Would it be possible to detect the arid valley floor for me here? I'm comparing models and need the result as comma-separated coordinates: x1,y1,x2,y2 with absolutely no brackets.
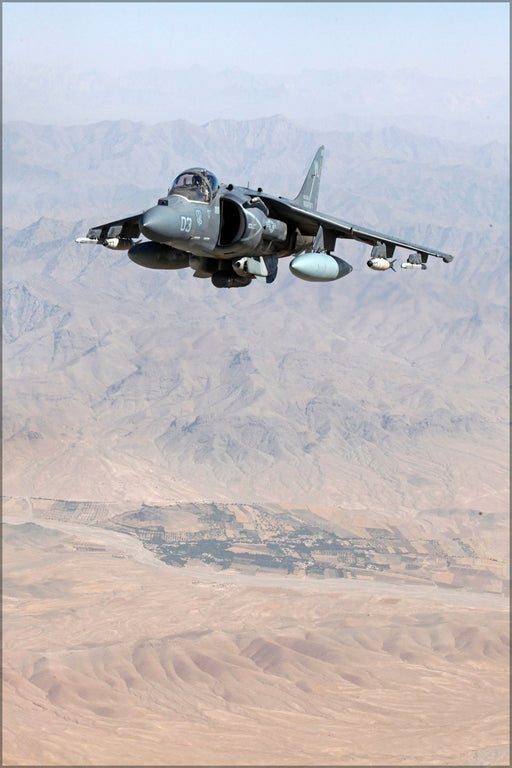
3,116,510,765
3,497,509,766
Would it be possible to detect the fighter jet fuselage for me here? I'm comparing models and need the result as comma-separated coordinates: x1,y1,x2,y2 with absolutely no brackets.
77,148,454,288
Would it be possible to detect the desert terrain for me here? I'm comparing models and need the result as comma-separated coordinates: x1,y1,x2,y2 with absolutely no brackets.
3,516,509,766
3,116,509,764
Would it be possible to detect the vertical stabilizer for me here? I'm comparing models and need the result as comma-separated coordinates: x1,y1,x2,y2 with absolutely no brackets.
293,146,324,211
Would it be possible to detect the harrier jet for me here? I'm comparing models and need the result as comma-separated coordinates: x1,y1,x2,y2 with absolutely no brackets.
76,147,454,288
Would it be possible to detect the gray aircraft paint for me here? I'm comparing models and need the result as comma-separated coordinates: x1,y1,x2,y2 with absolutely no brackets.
77,147,454,289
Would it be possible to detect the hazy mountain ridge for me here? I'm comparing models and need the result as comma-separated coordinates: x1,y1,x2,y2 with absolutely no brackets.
3,283,65,344
3,64,508,143
4,21,510,762
3,118,509,231
2,117,509,520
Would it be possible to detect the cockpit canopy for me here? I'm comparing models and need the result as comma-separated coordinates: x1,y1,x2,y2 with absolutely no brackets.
168,168,219,203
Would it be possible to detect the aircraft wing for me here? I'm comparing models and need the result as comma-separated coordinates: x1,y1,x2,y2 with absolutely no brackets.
82,213,142,243
258,193,454,263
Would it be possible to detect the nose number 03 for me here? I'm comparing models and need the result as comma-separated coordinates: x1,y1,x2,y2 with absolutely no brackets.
180,216,192,233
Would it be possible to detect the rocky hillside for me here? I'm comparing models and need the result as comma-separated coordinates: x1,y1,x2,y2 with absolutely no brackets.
3,117,509,523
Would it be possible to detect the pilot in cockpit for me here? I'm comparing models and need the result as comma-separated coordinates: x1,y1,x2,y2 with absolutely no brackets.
169,170,218,203
193,175,210,202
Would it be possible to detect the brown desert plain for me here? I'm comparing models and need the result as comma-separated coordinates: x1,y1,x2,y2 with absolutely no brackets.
3,117,510,765
2,514,509,766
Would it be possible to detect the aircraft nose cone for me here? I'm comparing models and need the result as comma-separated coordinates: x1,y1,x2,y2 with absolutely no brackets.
140,205,180,244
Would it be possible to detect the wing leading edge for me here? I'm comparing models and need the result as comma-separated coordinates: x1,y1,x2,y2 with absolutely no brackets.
259,193,453,263
83,214,142,243
257,146,453,263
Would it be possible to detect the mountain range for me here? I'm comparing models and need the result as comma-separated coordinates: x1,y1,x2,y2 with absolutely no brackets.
3,117,509,536
3,64,508,143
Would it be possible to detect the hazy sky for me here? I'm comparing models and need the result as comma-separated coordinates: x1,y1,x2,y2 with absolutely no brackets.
2,2,509,132
3,2,509,79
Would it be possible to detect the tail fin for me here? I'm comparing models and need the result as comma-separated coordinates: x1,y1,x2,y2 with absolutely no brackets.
293,146,324,211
